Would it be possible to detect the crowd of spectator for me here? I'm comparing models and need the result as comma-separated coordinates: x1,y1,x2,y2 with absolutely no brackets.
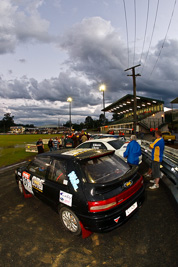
36,131,90,154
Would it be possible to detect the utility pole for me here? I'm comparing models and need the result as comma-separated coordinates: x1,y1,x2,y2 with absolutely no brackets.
102,89,105,125
99,84,106,125
125,64,141,134
58,118,60,127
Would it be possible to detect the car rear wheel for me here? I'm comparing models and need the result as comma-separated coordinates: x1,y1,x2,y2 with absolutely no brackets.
59,207,82,236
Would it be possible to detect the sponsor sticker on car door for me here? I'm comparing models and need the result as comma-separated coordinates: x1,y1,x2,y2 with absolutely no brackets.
22,171,33,194
32,176,45,192
59,191,72,207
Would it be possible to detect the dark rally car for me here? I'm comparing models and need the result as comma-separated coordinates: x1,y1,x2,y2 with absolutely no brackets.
15,149,145,236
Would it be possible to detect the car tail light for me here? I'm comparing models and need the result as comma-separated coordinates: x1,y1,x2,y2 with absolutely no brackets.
88,176,143,213
88,199,117,212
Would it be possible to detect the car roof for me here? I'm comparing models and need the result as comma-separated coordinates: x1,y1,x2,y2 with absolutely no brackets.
38,148,115,161
83,138,119,143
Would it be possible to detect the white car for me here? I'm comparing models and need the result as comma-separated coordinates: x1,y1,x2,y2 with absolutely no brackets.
90,134,126,140
76,138,142,164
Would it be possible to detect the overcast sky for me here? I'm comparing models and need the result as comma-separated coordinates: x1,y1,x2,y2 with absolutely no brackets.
0,0,178,126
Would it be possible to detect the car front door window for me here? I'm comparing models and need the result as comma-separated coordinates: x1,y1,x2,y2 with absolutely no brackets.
48,159,68,185
27,157,50,179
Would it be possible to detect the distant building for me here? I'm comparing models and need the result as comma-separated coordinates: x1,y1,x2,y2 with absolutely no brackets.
24,125,70,134
164,98,178,131
36,125,70,134
170,98,178,123
10,126,25,134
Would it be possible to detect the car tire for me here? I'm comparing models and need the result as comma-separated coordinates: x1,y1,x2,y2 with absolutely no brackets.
59,207,82,236
171,140,174,144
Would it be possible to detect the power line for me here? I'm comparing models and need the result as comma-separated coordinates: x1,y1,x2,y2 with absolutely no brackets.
149,0,177,77
133,0,137,65
139,0,150,64
123,0,129,68
141,0,160,74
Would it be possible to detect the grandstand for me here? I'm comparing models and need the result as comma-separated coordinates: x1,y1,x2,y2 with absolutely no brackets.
100,94,166,133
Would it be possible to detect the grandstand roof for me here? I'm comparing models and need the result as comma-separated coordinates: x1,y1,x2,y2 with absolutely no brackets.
170,97,178,104
103,94,164,114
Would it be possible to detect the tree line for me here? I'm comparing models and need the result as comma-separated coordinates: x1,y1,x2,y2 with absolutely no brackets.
0,113,35,133
0,112,120,133
64,114,109,131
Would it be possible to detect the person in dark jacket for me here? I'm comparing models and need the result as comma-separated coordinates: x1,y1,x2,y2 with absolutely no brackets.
36,138,44,154
48,138,53,152
123,135,141,165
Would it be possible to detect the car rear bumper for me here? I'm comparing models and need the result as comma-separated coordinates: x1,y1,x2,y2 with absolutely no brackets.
77,186,145,233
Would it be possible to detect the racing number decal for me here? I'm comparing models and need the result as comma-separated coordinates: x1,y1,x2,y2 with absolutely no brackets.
22,171,33,194
32,176,44,192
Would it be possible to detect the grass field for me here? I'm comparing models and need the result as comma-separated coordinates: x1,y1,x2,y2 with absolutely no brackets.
0,134,60,168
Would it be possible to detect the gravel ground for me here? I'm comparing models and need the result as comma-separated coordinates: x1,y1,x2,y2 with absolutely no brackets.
0,165,177,267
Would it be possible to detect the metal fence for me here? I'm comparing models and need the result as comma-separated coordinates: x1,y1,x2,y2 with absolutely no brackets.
140,140,178,203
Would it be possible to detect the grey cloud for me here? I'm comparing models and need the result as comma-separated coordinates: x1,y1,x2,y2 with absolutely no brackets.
0,77,31,99
136,39,178,105
8,70,13,75
9,100,101,126
1,16,178,125
19,59,26,63
60,17,127,75
59,18,178,106
1,16,178,109
0,72,100,107
28,72,101,107
0,0,52,55
15,14,51,43
58,17,132,103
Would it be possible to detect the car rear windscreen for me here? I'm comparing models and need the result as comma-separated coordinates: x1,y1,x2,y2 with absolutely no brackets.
80,154,130,183
107,140,124,149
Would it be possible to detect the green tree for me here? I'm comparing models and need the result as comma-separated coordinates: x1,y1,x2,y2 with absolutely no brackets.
112,113,124,121
0,113,15,132
99,114,108,125
63,121,70,128
85,116,94,129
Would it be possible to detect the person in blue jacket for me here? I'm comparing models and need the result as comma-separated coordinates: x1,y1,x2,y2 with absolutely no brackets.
123,135,141,166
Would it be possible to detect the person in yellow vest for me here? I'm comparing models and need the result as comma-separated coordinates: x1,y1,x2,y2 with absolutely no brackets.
149,130,165,190
81,133,88,143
